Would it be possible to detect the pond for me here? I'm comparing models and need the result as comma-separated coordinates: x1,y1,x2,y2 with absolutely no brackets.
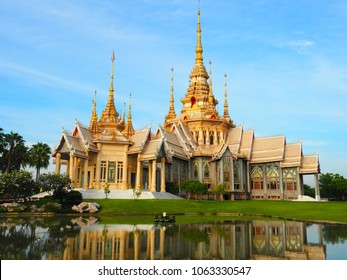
1,216,346,260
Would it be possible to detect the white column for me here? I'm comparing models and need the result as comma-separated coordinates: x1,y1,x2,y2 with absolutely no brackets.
83,159,88,190
69,153,74,186
136,156,142,188
160,157,166,192
55,153,61,174
150,159,157,192
314,173,320,200
122,145,129,190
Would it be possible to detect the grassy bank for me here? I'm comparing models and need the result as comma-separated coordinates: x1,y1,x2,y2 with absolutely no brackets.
85,199,347,224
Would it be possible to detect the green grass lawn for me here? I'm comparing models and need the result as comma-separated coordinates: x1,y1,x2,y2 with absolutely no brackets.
85,199,347,224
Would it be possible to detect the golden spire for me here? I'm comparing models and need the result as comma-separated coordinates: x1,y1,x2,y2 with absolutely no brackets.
223,73,231,121
89,90,99,134
99,50,119,123
123,93,135,137
164,67,177,129
169,67,176,117
195,1,203,63
122,101,126,123
208,60,214,105
180,3,210,116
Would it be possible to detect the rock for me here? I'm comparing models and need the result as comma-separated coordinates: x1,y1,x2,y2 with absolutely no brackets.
0,203,27,212
71,202,100,213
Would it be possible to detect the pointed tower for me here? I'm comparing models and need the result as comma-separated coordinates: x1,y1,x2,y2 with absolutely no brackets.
223,74,231,122
98,51,125,136
123,93,135,137
164,67,177,130
89,90,99,135
171,3,235,152
99,51,120,124
180,5,212,117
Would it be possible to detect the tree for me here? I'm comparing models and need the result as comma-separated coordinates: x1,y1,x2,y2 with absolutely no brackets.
211,184,227,201
28,142,52,182
303,184,315,198
319,173,347,201
39,173,71,204
0,170,38,201
182,179,208,201
2,131,28,173
0,128,4,172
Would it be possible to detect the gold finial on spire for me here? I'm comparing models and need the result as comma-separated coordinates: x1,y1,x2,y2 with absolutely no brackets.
110,50,115,91
99,51,119,123
123,93,135,137
123,102,126,122
195,0,203,63
208,60,214,104
169,67,176,116
164,67,177,130
223,73,231,121
89,90,99,134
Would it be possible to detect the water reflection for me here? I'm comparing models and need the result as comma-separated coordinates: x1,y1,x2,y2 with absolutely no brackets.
1,217,346,260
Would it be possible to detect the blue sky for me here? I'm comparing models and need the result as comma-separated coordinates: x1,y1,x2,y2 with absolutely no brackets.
0,0,346,180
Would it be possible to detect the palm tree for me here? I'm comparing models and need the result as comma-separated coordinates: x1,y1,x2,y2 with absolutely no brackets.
0,128,4,172
4,132,26,173
29,142,52,182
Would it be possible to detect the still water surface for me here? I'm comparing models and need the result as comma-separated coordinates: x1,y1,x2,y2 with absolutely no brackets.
1,216,346,260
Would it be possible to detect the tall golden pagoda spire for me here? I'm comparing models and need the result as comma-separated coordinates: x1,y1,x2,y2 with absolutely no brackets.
169,67,176,117
89,90,99,134
99,50,119,123
164,67,177,130
123,93,135,137
180,3,211,117
195,1,203,64
208,60,214,105
223,73,231,122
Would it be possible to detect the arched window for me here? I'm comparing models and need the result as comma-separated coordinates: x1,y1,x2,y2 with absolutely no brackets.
204,163,210,178
183,115,188,121
211,115,217,119
250,165,264,189
209,132,214,145
194,164,199,179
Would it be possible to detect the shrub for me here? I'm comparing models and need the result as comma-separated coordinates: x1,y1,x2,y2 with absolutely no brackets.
165,182,179,195
62,191,83,207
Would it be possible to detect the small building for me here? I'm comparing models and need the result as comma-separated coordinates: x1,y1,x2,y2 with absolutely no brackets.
53,7,320,200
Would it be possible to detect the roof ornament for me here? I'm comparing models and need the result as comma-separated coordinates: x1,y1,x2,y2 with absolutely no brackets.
223,73,231,122
208,60,214,104
89,90,99,134
195,0,203,63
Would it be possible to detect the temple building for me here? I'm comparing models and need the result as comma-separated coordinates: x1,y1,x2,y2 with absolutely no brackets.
52,7,320,200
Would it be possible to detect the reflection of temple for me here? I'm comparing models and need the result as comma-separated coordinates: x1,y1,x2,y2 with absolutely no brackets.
52,6,320,200
60,220,325,260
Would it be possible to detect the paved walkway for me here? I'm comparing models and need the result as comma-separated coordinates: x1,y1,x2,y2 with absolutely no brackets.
75,188,183,200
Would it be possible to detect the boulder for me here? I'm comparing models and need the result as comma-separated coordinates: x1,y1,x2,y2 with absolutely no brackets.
0,202,27,212
71,202,100,213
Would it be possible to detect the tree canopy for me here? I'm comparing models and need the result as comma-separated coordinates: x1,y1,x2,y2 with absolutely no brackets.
319,173,347,201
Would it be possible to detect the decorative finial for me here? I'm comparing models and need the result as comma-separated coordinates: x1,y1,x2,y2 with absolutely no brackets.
208,60,214,104
224,73,227,97
123,101,126,122
89,90,99,134
195,0,203,63
223,73,230,121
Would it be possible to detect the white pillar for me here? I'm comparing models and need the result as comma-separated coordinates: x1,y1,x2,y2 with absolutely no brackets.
83,159,88,190
136,156,142,188
55,153,61,174
160,157,166,192
150,159,157,192
314,173,320,200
